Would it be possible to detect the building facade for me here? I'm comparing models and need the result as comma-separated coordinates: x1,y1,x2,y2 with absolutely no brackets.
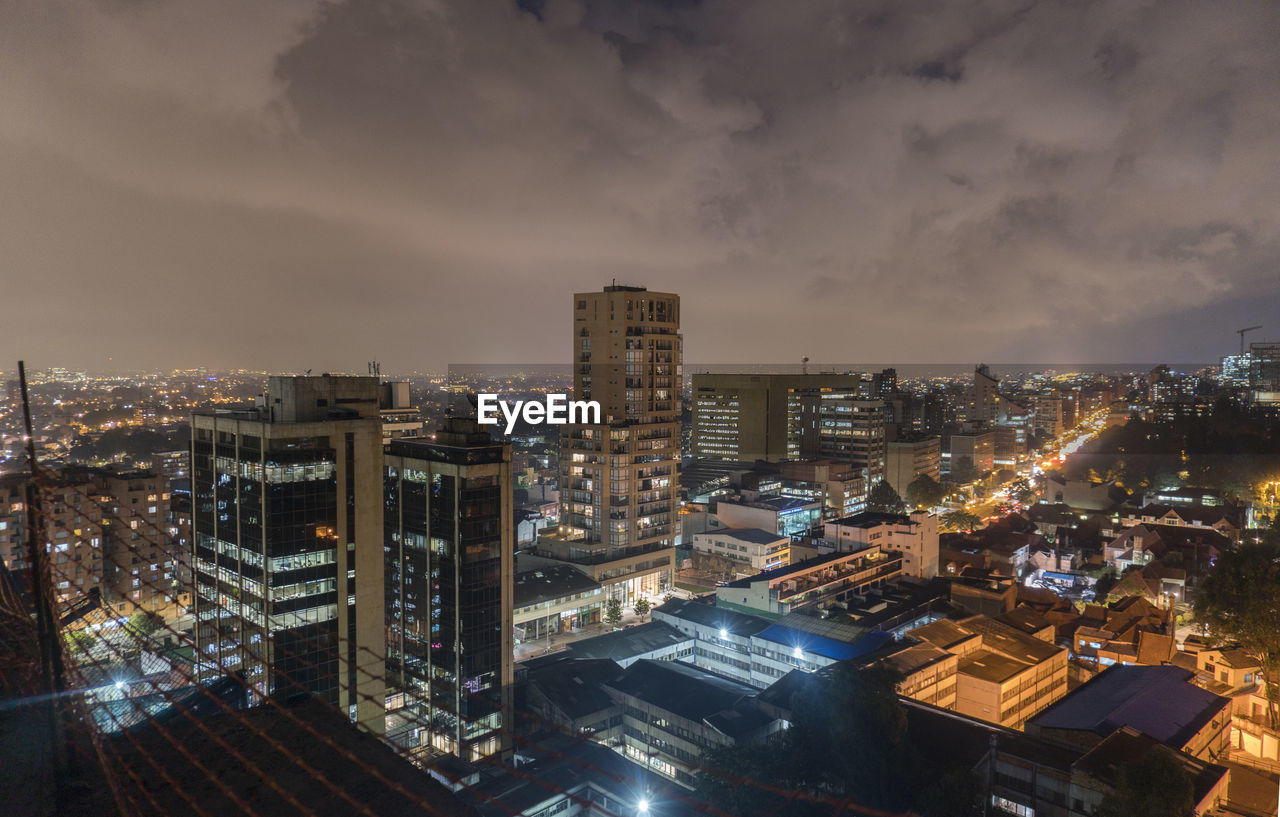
545,286,681,603
191,375,386,733
383,419,514,760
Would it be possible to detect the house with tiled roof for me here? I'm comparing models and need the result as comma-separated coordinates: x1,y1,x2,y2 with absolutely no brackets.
1119,503,1241,543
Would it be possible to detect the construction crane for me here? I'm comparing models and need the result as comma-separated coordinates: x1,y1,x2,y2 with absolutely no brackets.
1237,325,1263,354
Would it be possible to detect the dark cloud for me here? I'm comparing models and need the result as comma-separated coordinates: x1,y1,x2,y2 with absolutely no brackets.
2,0,1279,372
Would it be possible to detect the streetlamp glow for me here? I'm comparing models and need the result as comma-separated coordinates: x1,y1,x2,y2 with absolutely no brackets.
638,798,650,814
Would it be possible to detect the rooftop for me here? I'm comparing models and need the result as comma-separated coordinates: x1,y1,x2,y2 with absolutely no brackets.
651,597,771,637
697,527,789,546
563,621,690,663
958,649,1029,684
513,564,600,609
1027,665,1229,749
604,659,759,724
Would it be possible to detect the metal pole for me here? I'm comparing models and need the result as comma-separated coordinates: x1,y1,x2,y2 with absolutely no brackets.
19,360,68,799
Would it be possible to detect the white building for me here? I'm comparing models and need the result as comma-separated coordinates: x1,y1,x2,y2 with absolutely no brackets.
823,510,939,579
691,528,790,574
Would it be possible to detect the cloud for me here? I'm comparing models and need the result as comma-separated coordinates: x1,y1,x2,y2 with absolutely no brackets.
2,0,1279,371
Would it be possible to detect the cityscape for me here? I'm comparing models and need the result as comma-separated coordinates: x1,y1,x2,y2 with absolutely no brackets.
5,3,1280,817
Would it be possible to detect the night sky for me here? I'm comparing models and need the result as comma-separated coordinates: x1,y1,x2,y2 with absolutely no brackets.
3,0,1279,373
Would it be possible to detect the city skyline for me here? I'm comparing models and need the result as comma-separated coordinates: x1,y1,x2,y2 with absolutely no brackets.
5,1,1280,371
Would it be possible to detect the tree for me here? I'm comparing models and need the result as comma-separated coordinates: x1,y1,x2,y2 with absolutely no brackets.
125,611,161,640
633,598,651,619
1194,539,1280,727
905,473,946,508
64,630,95,654
950,456,978,485
867,480,906,514
695,663,964,816
604,597,624,627
1096,745,1195,817
1093,568,1118,600
940,510,981,532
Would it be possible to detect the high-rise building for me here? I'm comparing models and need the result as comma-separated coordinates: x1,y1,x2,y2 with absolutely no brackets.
798,396,887,484
383,418,513,761
544,285,680,603
961,364,1001,425
191,375,386,733
691,372,891,463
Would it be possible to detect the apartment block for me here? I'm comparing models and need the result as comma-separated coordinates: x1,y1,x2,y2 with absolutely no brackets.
543,286,680,604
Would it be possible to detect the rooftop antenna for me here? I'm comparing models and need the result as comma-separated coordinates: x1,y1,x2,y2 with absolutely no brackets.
1237,325,1263,355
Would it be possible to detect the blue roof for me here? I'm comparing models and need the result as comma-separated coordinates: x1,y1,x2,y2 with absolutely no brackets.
755,625,892,661
1042,571,1075,581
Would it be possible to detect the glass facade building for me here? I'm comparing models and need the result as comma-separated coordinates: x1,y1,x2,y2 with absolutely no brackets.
384,419,513,761
191,376,386,733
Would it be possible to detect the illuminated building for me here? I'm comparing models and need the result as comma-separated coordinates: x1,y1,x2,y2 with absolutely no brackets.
946,429,996,477
960,364,1001,425
1220,353,1252,387
1249,342,1280,403
0,469,104,603
383,418,513,761
884,436,941,498
691,371,894,464
541,285,681,604
93,467,179,614
379,380,425,441
191,375,386,733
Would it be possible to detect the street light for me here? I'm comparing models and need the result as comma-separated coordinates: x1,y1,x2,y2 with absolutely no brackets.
637,798,650,814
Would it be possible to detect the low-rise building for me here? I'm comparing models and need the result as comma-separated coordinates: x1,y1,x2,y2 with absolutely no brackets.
715,547,902,618
604,659,784,788
513,563,604,643
690,528,790,575
909,614,1069,729
823,510,939,578
1026,665,1231,762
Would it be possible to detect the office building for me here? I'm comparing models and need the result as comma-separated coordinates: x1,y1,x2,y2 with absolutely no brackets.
716,546,902,618
540,286,680,603
691,373,864,462
379,381,425,441
947,430,996,477
383,418,513,760
884,437,941,498
776,458,867,519
1249,342,1280,403
801,397,887,484
191,375,386,733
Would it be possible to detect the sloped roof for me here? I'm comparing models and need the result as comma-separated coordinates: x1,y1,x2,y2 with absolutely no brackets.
1028,665,1229,749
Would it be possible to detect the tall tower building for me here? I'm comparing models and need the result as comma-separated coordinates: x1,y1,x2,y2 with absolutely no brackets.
191,375,385,733
383,418,513,761
551,285,681,602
